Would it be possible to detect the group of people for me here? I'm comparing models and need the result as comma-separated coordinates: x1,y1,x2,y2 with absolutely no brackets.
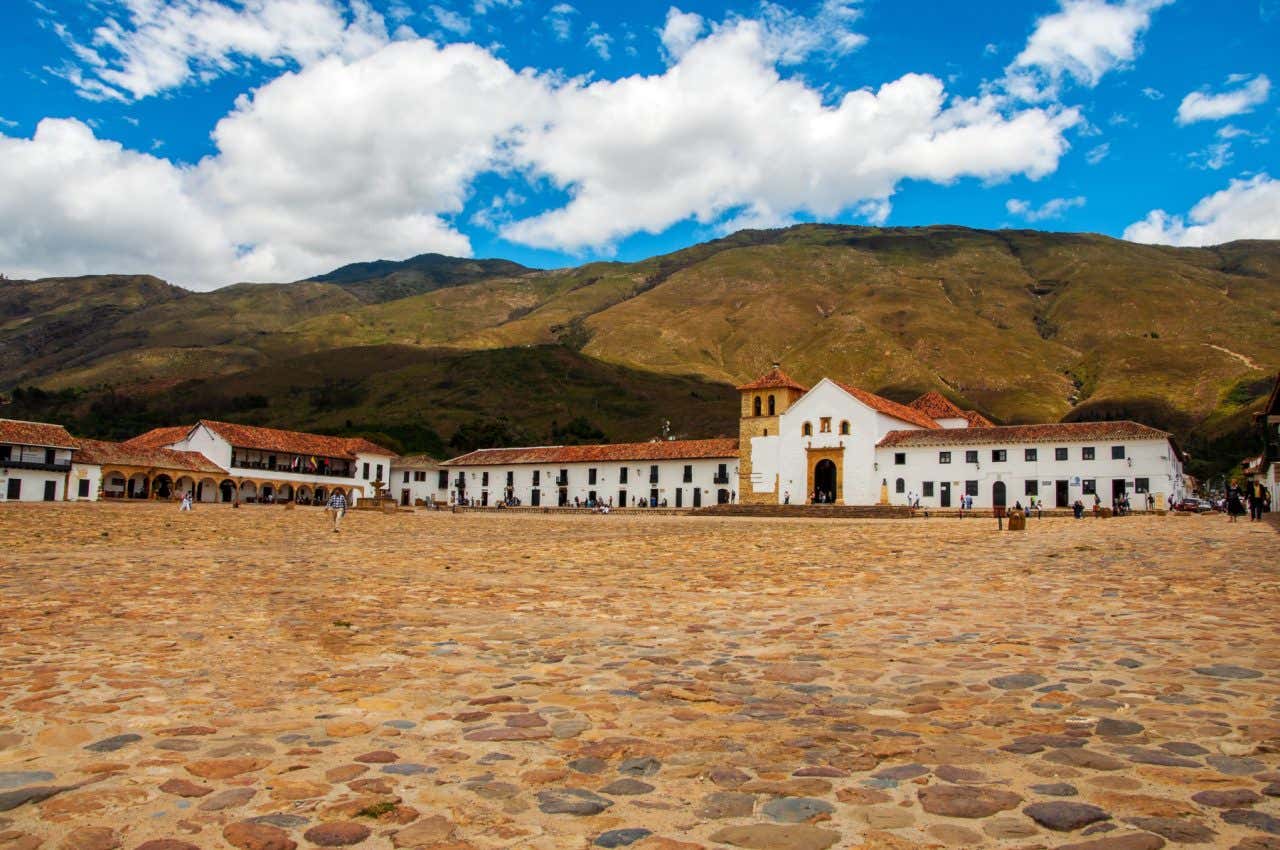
1225,479,1272,522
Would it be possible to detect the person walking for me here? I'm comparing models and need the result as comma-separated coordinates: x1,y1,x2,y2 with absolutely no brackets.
327,490,347,532
179,491,193,512
1225,480,1244,523
1248,482,1263,521
1073,498,1084,519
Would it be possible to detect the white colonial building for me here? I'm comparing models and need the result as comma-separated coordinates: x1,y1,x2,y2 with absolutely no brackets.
130,420,397,505
737,365,1187,510
0,418,78,502
392,454,446,506
441,439,739,508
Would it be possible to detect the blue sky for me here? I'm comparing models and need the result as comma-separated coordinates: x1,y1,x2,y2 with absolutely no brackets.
1,0,1277,288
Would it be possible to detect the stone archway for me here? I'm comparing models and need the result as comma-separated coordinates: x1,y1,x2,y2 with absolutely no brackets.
127,473,150,499
805,447,844,504
278,483,294,503
297,485,313,504
261,483,275,504
197,478,218,502
238,480,258,503
219,479,236,502
993,480,1007,511
814,460,838,503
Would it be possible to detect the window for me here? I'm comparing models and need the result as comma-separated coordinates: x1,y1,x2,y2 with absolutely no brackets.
649,464,659,483
894,452,906,465
588,468,597,485
438,470,448,489
78,479,90,498
1135,477,1150,493
895,477,905,493
533,470,541,486
1082,479,1097,495
0,446,9,461
802,422,813,436
376,463,383,481
363,462,370,478
683,464,693,483
557,468,568,486
939,451,951,464
839,421,850,435
619,467,628,484
768,395,776,415
1111,445,1125,460
923,481,934,497
965,450,979,464
481,471,489,486
416,471,426,482
1025,448,1038,462
1082,447,1095,460
403,471,410,483
965,480,978,497
820,417,831,433
506,471,514,486
763,428,768,436
753,396,762,416
992,449,1007,463
1025,479,1039,496
1055,447,1068,461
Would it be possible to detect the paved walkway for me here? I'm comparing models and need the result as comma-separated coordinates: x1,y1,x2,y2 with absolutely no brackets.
0,504,1276,849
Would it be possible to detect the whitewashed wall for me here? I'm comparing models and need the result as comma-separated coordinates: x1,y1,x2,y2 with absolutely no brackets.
873,437,1185,509
446,457,738,507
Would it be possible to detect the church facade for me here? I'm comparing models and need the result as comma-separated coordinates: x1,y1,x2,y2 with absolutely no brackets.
738,365,1187,510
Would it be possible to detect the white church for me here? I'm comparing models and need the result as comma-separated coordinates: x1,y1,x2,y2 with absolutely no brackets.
735,364,1186,510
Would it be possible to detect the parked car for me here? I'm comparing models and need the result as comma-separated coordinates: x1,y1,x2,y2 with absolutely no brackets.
1173,498,1214,513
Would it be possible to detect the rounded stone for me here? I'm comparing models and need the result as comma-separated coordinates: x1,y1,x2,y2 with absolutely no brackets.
60,827,121,850
761,797,835,823
918,784,1023,818
1024,801,1112,831
594,828,653,848
302,822,371,846
223,822,298,850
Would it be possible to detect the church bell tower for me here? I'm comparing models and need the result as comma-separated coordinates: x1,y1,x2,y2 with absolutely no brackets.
735,362,807,504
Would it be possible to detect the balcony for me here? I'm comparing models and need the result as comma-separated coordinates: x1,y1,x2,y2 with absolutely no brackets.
555,476,569,487
452,477,466,490
230,454,354,478
713,473,730,484
0,459,72,473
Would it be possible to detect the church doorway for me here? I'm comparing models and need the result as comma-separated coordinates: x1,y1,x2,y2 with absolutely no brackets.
717,488,730,504
813,459,837,503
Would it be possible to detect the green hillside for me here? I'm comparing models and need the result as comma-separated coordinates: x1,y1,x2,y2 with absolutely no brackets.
2,224,1277,476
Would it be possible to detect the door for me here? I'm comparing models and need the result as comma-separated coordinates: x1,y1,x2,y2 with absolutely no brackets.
1056,480,1069,507
400,489,410,506
675,488,683,508
693,488,702,508
618,489,627,507
649,487,658,506
992,480,1007,514
43,481,57,501
940,481,951,508
558,487,568,507
531,489,541,507
1112,479,1126,504
6,478,20,500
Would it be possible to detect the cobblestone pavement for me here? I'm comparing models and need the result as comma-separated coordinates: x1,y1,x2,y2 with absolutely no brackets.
0,504,1277,850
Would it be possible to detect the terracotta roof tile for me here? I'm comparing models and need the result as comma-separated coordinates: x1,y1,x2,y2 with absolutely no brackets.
908,391,968,420
736,365,808,393
197,421,396,460
123,425,193,450
963,409,996,428
830,382,940,430
876,420,1171,448
445,438,739,467
395,454,440,468
74,438,227,474
0,418,78,449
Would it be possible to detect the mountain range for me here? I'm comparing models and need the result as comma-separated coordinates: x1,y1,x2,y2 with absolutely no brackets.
3,224,1277,477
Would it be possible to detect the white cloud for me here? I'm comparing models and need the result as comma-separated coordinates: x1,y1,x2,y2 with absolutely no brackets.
659,8,705,63
1191,141,1233,170
1176,74,1271,125
58,0,389,101
503,20,1078,251
585,23,612,60
1124,174,1280,245
4,8,1082,287
547,3,576,41
1141,86,1163,99
473,0,520,12
0,118,240,283
429,5,471,36
1085,141,1110,164
1006,195,1086,221
1006,0,1170,100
